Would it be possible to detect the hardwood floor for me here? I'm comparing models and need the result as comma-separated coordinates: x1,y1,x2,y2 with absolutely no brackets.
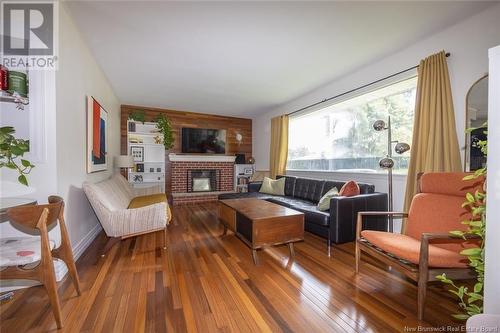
1,202,466,332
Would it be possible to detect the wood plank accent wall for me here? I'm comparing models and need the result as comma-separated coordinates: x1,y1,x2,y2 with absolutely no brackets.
120,104,252,194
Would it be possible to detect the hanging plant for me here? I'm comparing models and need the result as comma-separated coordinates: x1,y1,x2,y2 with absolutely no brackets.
436,123,487,320
155,114,174,150
0,126,35,186
128,110,146,123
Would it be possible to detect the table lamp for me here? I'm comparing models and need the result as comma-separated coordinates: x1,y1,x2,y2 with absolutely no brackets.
114,155,134,174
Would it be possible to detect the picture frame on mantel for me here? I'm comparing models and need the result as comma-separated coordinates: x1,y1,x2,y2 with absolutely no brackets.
86,96,108,173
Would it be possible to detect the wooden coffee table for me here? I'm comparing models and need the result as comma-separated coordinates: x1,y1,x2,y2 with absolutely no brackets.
218,198,305,264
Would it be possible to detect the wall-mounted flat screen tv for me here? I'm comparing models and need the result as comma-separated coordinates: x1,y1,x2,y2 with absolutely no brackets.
181,128,226,154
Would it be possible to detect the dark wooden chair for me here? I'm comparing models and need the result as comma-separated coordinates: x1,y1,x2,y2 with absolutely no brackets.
0,196,81,328
355,172,483,320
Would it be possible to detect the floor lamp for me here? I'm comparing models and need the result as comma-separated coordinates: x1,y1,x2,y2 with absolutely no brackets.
373,116,410,232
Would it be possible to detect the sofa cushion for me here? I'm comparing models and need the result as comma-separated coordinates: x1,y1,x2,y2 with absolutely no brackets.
128,194,171,223
259,177,285,195
266,197,330,226
277,175,297,196
266,196,312,208
317,187,339,211
89,174,133,211
293,178,325,203
0,237,55,267
218,192,275,200
339,181,360,197
361,230,468,268
322,180,374,195
291,204,330,226
406,193,477,253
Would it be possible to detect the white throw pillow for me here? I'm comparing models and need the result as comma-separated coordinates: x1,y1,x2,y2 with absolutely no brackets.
259,177,285,196
317,187,339,211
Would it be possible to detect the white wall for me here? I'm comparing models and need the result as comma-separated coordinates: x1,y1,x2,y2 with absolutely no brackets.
252,3,500,215
0,4,120,291
55,3,121,255
484,44,500,314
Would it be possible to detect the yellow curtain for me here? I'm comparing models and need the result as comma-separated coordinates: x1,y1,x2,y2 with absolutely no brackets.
269,115,289,179
403,51,462,228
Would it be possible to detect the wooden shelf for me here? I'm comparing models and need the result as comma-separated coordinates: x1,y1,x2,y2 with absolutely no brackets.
128,142,163,146
128,132,160,136
0,92,29,105
129,171,164,174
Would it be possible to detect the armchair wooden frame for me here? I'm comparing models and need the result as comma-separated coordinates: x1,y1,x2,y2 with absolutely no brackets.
0,196,81,329
355,211,478,321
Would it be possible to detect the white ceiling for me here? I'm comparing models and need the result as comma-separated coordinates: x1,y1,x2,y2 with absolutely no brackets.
66,1,492,117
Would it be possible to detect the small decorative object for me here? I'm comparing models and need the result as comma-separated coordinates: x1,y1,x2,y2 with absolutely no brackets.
87,96,108,173
154,114,174,149
0,126,35,186
0,65,8,91
128,122,136,132
128,137,143,144
373,116,410,230
235,153,245,164
247,156,255,164
136,163,144,172
128,110,146,123
235,133,243,144
154,135,163,144
156,167,161,172
244,167,253,175
133,175,143,183
7,70,28,98
130,146,144,162
149,167,154,173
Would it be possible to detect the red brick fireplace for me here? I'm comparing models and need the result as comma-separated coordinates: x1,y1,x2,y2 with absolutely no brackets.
169,154,235,205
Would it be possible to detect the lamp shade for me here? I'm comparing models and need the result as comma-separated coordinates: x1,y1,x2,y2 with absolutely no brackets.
395,142,410,154
373,120,386,131
114,155,134,168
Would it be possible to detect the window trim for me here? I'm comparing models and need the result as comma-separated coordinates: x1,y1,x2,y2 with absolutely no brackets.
290,69,418,120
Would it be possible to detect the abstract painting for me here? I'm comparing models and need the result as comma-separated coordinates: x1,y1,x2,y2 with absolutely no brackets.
87,96,108,173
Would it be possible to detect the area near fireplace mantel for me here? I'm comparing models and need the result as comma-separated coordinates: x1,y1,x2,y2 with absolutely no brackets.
168,153,236,163
170,157,235,205
120,105,252,198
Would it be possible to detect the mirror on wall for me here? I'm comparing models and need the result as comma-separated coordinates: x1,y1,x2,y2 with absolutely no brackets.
464,75,488,172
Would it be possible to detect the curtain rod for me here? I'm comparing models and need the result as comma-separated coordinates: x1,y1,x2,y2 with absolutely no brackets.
288,52,451,116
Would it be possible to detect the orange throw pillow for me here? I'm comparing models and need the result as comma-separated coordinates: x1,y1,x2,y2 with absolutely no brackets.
339,180,360,197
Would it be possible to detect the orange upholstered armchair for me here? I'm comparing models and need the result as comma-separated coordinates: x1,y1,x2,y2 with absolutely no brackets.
355,172,484,320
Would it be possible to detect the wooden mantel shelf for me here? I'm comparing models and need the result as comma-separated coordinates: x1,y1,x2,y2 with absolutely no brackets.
168,153,236,163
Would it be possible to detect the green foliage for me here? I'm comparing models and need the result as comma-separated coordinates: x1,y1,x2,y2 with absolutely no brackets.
436,123,487,320
0,126,35,186
128,110,146,123
155,114,174,150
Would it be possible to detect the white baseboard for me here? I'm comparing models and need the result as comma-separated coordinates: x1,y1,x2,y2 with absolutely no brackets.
72,223,103,260
0,224,103,293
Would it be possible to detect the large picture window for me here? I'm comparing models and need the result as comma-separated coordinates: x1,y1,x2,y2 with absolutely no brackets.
287,76,417,173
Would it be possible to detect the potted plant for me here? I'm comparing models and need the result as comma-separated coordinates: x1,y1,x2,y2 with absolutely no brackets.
437,123,487,320
0,126,35,186
128,110,146,123
155,114,174,150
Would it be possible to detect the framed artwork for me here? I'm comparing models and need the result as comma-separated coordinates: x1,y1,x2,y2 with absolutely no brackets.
130,146,144,162
86,96,108,173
